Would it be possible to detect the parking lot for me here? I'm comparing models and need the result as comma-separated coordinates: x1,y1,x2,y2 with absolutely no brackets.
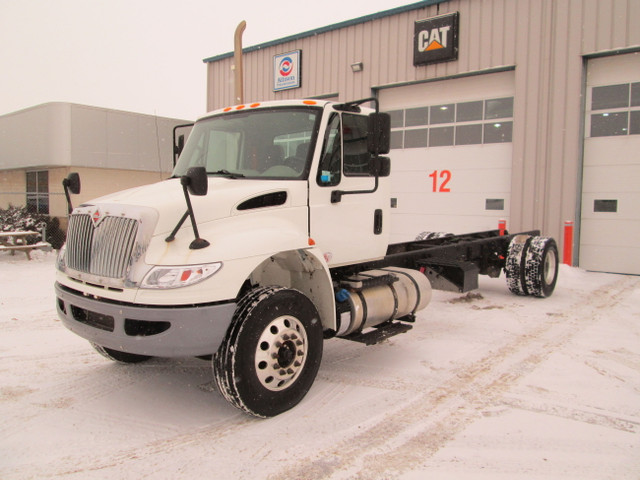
1,252,639,479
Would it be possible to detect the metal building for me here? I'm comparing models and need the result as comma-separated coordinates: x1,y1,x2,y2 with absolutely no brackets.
203,0,640,275
0,103,190,222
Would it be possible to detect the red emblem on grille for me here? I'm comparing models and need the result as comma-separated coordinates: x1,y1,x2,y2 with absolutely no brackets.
91,208,102,227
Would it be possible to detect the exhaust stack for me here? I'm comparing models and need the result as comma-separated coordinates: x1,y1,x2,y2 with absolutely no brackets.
234,20,246,104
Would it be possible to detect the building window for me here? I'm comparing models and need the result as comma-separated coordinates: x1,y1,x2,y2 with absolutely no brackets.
429,104,455,124
456,101,483,122
404,128,428,148
388,110,404,128
405,107,429,127
592,84,629,110
387,95,514,149
484,97,514,120
26,170,49,214
484,121,514,144
429,126,454,147
589,82,640,137
455,124,483,145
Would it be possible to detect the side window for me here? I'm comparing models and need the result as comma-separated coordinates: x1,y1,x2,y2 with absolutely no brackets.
317,113,342,186
342,113,371,176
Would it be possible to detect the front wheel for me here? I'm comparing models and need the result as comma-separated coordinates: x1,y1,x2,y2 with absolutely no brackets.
91,343,152,363
213,286,323,418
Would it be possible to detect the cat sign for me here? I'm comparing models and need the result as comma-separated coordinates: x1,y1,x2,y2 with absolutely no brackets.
414,12,459,66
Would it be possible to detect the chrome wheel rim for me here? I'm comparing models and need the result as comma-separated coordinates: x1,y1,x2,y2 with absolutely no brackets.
544,248,557,285
255,315,308,391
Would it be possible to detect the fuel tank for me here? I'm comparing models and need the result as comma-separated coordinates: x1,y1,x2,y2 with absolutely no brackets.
334,267,432,337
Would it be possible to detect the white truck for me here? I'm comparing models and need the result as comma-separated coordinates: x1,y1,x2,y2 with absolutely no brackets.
55,98,559,417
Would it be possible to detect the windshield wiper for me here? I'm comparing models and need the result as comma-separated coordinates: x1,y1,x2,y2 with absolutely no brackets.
210,169,245,179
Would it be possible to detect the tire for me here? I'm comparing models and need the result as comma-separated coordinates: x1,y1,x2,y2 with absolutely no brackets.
91,343,152,363
415,231,452,241
213,286,324,418
505,235,531,296
523,236,559,298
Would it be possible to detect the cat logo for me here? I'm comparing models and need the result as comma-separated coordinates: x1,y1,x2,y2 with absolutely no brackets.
418,26,451,51
414,12,459,66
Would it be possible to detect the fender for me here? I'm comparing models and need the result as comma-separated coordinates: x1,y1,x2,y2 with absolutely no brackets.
248,247,336,331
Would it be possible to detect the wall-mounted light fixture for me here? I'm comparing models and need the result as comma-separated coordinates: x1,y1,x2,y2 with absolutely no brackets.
350,62,364,72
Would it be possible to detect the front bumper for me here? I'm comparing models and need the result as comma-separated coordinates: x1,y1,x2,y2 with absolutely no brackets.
55,282,236,357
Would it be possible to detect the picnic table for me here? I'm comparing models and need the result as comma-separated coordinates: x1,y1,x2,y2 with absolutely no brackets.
0,231,51,260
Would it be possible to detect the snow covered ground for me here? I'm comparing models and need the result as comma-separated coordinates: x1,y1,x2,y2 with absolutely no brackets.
1,250,639,479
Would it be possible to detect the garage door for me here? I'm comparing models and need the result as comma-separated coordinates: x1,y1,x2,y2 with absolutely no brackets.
379,71,515,243
581,53,640,275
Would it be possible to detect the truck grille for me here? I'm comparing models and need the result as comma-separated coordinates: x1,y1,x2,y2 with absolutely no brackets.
66,214,139,279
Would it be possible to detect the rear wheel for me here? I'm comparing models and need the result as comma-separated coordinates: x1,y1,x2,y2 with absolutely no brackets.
91,343,152,363
505,235,531,296
213,286,323,418
415,231,452,241
524,237,559,297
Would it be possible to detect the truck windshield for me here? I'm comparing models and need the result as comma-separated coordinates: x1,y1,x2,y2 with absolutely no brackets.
173,107,321,180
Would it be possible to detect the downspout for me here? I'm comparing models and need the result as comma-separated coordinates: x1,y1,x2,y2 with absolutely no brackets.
234,21,246,105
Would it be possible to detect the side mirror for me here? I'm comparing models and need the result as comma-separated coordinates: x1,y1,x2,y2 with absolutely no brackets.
175,135,185,157
367,112,391,155
370,156,391,177
181,167,208,196
63,172,81,195
173,123,194,167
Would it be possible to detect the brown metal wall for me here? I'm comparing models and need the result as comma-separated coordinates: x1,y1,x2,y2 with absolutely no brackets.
205,0,640,246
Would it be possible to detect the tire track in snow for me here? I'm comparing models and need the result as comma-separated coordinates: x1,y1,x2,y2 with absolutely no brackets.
269,275,640,480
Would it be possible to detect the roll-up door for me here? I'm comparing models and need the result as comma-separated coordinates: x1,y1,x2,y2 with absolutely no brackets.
379,71,515,243
581,53,640,274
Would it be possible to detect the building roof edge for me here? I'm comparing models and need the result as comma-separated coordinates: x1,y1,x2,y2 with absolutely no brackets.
203,0,446,63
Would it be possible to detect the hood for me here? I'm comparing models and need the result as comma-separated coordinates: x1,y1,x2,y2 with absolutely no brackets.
80,177,308,236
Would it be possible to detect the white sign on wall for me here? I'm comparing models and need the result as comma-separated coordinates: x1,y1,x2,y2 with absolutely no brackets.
273,50,301,92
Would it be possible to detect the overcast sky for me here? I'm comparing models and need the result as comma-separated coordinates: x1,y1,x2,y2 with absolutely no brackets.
0,0,413,120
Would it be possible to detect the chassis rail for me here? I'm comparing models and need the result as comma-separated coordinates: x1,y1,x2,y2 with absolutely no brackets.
331,229,540,293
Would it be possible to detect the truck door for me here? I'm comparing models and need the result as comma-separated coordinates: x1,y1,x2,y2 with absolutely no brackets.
309,111,390,266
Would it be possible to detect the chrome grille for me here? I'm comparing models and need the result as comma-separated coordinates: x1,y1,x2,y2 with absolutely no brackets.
66,214,139,279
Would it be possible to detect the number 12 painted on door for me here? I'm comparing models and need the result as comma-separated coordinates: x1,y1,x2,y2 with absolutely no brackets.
428,170,451,192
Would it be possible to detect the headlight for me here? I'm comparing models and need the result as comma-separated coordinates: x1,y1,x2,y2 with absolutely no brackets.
140,262,222,289
56,244,66,272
